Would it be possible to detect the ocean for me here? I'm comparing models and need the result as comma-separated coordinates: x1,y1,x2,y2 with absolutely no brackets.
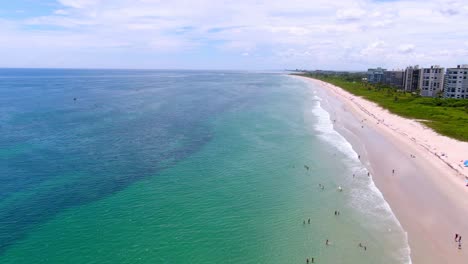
0,69,410,263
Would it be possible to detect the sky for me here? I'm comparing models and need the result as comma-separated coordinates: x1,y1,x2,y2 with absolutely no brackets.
0,0,467,70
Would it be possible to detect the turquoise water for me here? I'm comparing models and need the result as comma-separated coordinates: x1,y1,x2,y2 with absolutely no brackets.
0,70,410,263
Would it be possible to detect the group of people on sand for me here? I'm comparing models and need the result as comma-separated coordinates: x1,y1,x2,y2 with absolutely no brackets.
455,234,462,249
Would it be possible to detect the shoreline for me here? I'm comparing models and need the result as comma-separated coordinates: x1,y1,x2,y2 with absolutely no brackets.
294,76,468,264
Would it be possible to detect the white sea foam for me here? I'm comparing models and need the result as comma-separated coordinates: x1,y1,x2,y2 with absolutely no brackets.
310,96,412,264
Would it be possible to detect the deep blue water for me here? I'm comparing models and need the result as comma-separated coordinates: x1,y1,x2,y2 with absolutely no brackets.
0,69,276,253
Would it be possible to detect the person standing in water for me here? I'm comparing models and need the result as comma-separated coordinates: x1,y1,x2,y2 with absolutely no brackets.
326,239,329,246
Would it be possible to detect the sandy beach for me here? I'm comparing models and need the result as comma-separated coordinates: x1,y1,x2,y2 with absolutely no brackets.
296,76,468,264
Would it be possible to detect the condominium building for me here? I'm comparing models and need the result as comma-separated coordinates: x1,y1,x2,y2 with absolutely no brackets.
384,70,404,89
367,67,386,84
444,65,468,99
403,65,421,92
419,65,445,97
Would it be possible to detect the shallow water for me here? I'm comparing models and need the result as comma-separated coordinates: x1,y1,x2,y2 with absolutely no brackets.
0,70,410,263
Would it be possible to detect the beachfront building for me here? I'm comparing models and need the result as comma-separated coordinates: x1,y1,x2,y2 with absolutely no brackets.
367,67,386,84
403,65,421,92
419,65,445,97
444,65,468,99
383,70,404,89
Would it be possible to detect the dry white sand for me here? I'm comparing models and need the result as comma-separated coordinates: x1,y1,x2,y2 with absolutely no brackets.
296,76,468,264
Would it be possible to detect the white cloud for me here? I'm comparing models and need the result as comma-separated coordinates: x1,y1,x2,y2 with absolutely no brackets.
336,8,367,22
398,44,416,54
57,0,100,9
1,0,468,69
360,40,386,57
53,9,70,15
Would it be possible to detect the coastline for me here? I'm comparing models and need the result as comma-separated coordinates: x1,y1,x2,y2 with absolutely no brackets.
294,75,468,264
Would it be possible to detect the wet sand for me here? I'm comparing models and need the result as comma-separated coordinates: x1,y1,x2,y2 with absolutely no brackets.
296,76,468,264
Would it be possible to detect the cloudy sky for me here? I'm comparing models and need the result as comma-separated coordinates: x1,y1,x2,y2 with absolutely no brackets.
1,0,467,70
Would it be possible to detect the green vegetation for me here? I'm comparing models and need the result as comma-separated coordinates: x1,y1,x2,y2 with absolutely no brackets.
295,72,468,142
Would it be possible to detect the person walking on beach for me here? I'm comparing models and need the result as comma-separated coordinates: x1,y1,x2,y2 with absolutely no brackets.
392,169,395,174
458,235,462,243
306,258,309,263
455,234,459,242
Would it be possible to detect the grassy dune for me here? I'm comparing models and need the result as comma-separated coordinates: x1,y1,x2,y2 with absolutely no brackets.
296,73,468,142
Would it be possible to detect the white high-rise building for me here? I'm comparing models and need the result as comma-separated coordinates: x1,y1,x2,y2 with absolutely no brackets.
419,65,445,97
444,65,468,99
403,65,420,92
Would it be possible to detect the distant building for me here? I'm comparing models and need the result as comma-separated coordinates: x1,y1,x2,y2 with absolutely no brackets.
384,70,404,89
419,65,445,97
403,65,421,92
444,65,468,99
367,67,386,84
